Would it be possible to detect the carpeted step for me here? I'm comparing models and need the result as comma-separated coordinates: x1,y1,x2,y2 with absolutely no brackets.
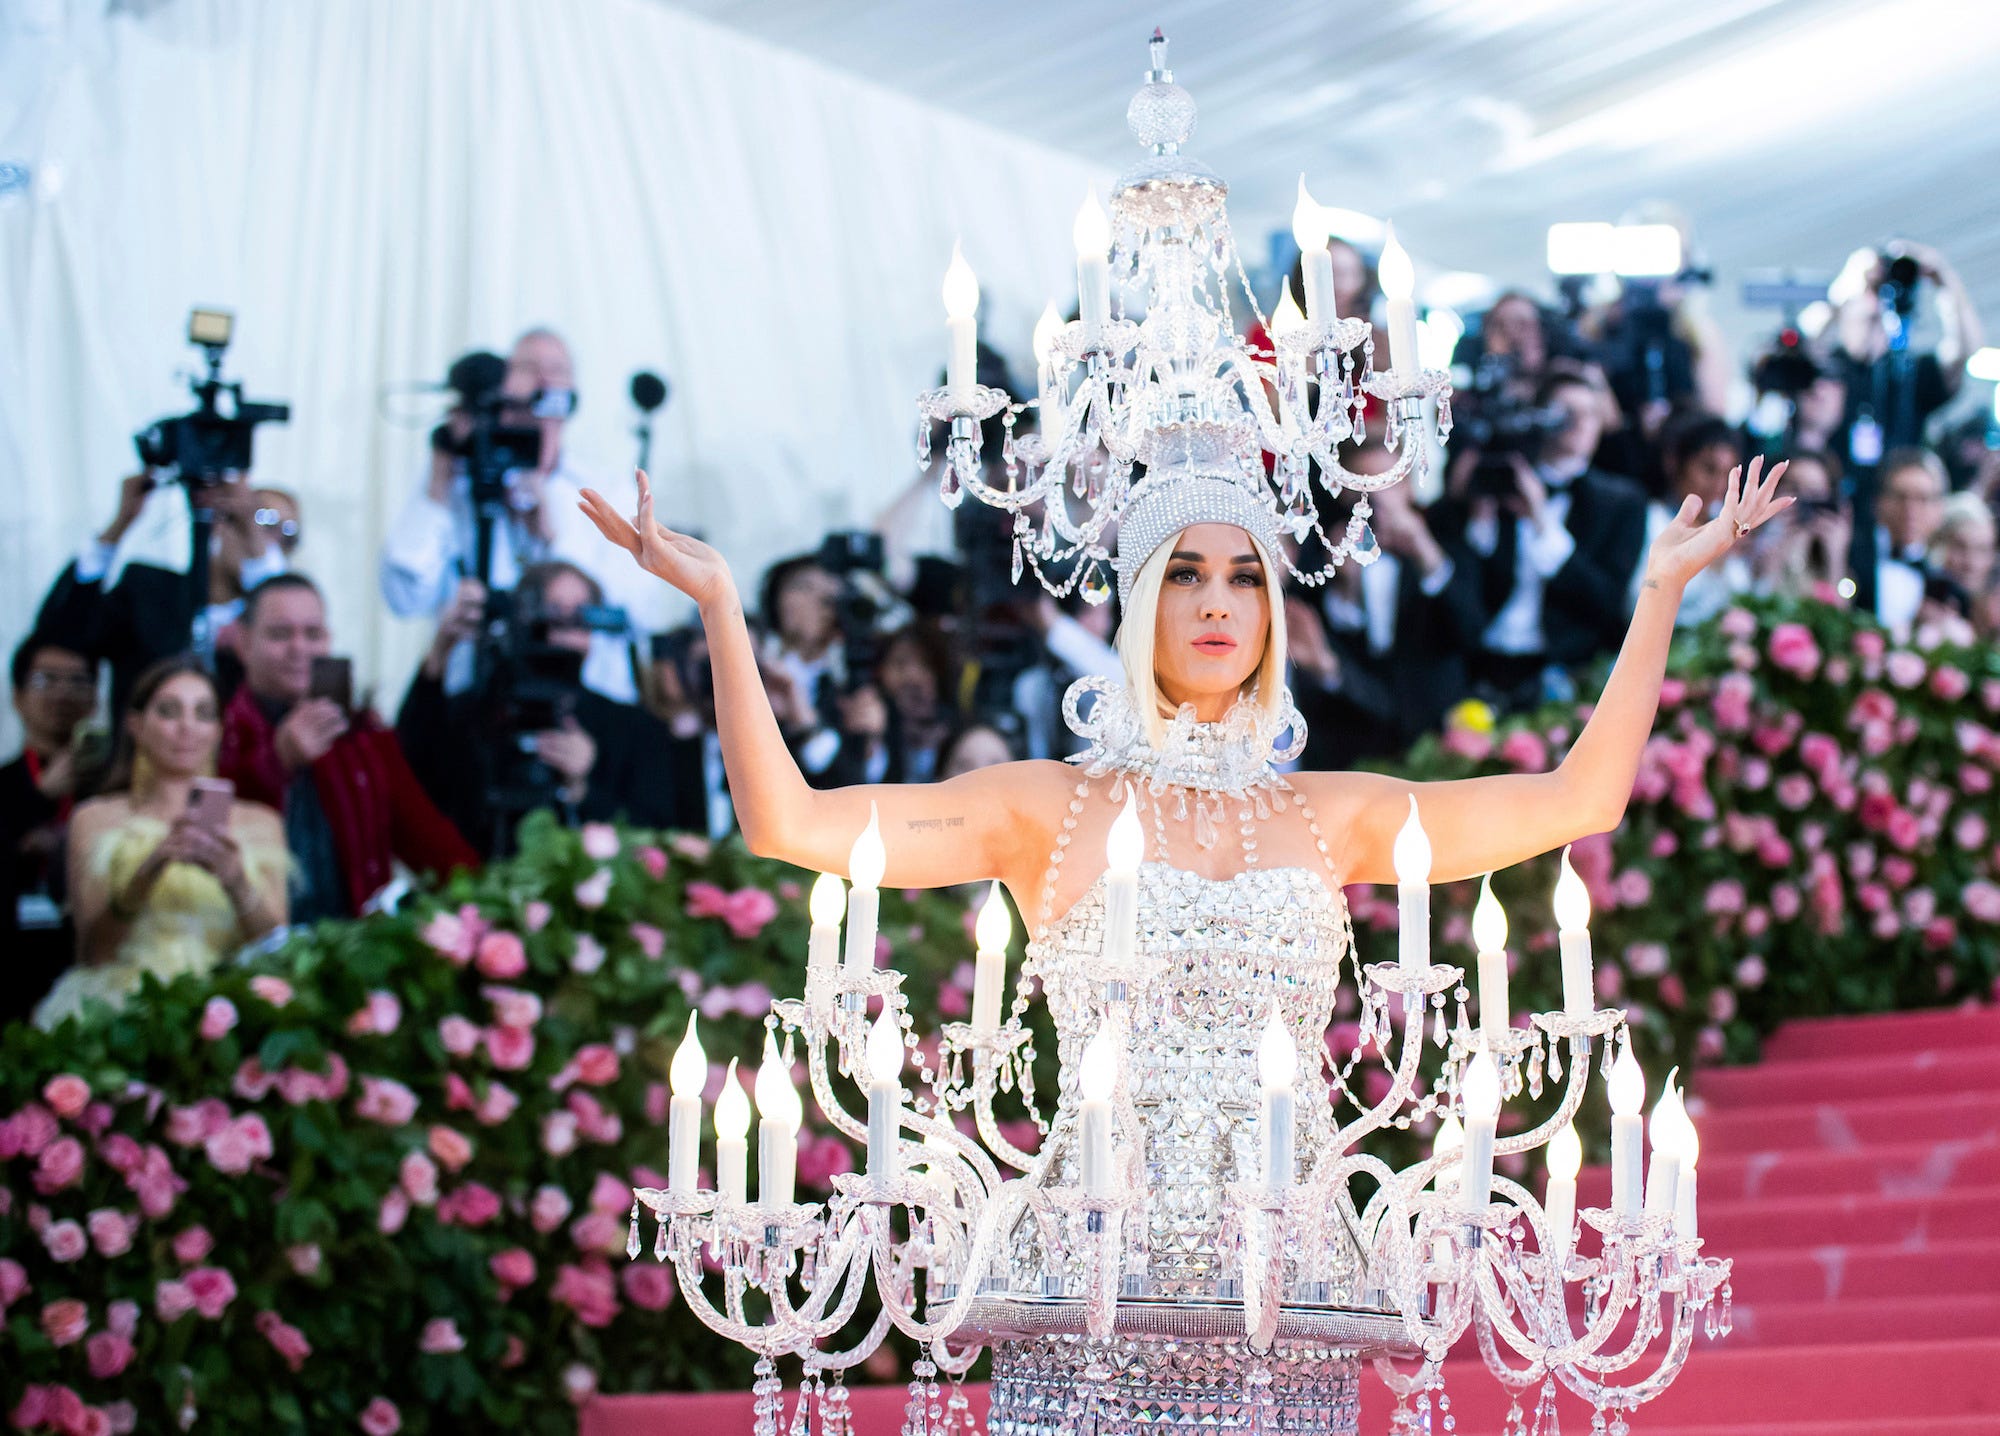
1694,1049,2000,1108
1690,1090,2000,1157
1762,1005,2000,1061
1570,1135,2000,1205
1602,1420,2000,1436
1720,1238,2000,1304
1696,1187,2000,1248
1722,1292,2000,1346
1425,1337,2000,1428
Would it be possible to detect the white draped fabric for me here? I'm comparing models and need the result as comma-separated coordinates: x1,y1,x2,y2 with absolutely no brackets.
0,0,1107,719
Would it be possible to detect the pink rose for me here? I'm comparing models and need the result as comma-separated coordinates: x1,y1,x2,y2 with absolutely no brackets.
1885,650,1927,689
173,1225,215,1265
796,1130,857,1191
204,1114,272,1176
567,1091,622,1145
155,1279,197,1322
523,899,553,932
541,1111,579,1157
42,1074,90,1119
580,822,621,860
419,1317,466,1354
483,986,543,1029
670,833,712,862
359,1397,403,1436
1961,880,2000,923
473,1081,519,1127
200,996,239,1041
1657,973,1687,1009
287,1243,322,1277
1719,606,1757,640
436,1180,503,1225
378,1189,411,1235
476,930,528,980
637,845,669,881
1854,629,1886,662
1710,672,1755,732
41,1297,89,1346
1767,621,1821,678
573,1044,620,1087
502,1336,527,1369
233,1058,275,1101
1887,809,1923,852
428,1125,474,1172
621,1261,675,1310
550,1258,621,1327
531,1185,573,1233
0,1256,28,1312
574,869,613,909
255,1310,312,1372
34,1136,85,1194
629,922,665,960
87,1208,135,1258
1440,727,1492,761
1925,916,1959,950
347,990,402,1037
98,1134,144,1176
490,1247,537,1289
401,1151,440,1205
248,975,293,1007
1734,955,1767,989
564,1363,600,1405
485,1025,535,1072
184,1265,237,1320
87,1329,134,1378
356,1076,418,1127
1613,869,1652,907
1497,729,1549,772
571,935,606,974
438,1015,482,1056
421,906,485,964
43,1219,86,1263
1932,664,1971,701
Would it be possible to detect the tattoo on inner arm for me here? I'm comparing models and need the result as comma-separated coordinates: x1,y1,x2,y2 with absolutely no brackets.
906,816,967,832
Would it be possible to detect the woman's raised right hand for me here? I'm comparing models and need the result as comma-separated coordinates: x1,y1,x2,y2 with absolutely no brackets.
579,470,734,611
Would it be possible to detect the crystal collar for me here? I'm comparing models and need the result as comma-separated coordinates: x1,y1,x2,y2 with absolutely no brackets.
1061,675,1306,794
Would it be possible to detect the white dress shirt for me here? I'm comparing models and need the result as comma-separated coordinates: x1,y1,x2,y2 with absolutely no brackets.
1466,488,1577,656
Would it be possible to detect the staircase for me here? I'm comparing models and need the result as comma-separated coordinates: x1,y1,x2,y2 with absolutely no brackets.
1428,1005,2000,1435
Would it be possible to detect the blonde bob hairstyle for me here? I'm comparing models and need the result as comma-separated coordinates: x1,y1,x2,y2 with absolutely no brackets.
1113,527,1288,749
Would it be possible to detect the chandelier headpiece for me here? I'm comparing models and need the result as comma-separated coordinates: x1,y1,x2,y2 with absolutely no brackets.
917,29,1455,605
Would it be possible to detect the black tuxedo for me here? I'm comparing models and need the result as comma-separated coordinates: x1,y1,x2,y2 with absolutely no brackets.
35,559,238,715
1439,468,1649,671
0,754,72,1027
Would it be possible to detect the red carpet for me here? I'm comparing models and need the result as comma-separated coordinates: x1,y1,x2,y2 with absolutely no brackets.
581,1006,2000,1434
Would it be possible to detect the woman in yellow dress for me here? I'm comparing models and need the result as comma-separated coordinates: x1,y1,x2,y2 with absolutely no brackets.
36,658,289,1027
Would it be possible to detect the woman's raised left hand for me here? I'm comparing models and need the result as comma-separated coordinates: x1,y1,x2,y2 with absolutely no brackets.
1642,455,1791,594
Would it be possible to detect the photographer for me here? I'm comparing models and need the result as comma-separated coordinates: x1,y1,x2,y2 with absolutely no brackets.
218,575,477,920
1441,369,1648,709
35,471,297,713
398,562,686,855
1928,493,1999,641
2,638,99,1023
1751,449,1853,601
1872,447,1950,640
1631,414,1754,626
380,328,644,704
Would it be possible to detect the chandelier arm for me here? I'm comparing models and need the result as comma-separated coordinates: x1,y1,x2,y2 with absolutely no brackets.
1313,440,1421,495
760,1229,876,1344
1472,1286,1550,1390
902,1101,1005,1198
1552,1292,1699,1414
669,1249,795,1355
1574,1281,1672,1375
1493,1034,1597,1156
1564,1256,1655,1372
805,1030,870,1145
930,1340,984,1378
1322,994,1428,1171
809,1306,896,1372
971,1064,1046,1172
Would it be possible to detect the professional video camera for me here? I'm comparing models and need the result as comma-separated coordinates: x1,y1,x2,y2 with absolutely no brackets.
1597,263,1713,411
1878,246,1924,321
475,582,630,841
134,309,290,482
817,530,896,691
1452,353,1570,497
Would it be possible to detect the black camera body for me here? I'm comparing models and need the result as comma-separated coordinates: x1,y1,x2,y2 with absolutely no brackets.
476,586,628,818
134,309,290,482
817,530,891,689
430,351,548,496
1879,248,1923,320
1454,354,1569,496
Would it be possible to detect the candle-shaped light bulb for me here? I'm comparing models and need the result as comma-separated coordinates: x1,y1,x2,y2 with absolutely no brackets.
670,1012,706,1097
941,242,979,321
1676,1107,1702,1241
809,871,846,926
1680,1109,1700,1172
976,881,1011,952
1072,190,1111,259
1379,223,1419,374
714,1059,751,1140
666,1014,706,1193
1078,1023,1118,1195
1544,1121,1583,1268
1106,794,1143,875
1471,874,1509,952
1646,1067,1687,1217
1257,1010,1298,1090
867,1007,903,1084
1607,1040,1646,1219
1271,280,1306,338
1553,849,1591,929
1393,795,1432,884
713,1058,751,1203
755,1032,801,1132
1378,225,1415,300
1473,874,1510,1043
1290,175,1329,252
850,803,885,889
1431,1113,1463,1164
1457,1051,1502,1210
1033,301,1063,368
843,804,884,973
1553,846,1595,1018
1608,1042,1645,1116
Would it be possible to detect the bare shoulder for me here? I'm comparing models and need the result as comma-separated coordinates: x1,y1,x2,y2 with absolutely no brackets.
69,794,131,836
1287,768,1406,823
949,758,1078,817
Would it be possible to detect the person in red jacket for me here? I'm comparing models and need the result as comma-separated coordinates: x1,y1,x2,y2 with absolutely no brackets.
219,575,477,919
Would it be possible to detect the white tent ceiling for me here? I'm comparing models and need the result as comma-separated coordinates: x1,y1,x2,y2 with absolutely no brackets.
664,0,2000,357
